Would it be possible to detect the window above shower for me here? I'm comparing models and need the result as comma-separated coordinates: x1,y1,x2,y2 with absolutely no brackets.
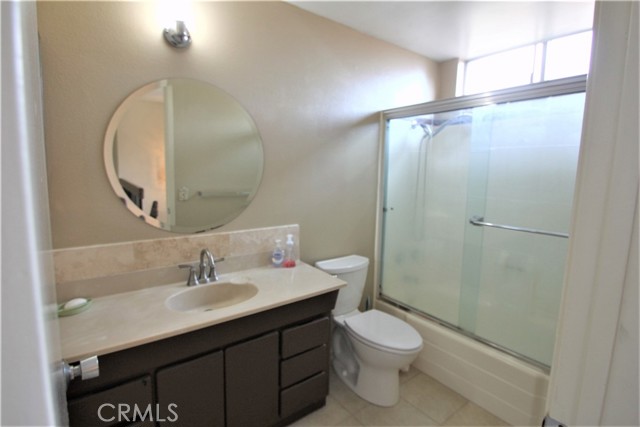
462,31,593,95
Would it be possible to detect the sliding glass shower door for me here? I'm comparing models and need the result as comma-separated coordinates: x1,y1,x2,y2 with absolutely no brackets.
380,77,586,367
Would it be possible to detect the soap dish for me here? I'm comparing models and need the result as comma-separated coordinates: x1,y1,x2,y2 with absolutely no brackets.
57,299,92,317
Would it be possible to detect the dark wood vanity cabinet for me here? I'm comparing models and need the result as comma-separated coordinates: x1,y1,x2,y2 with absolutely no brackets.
66,291,337,427
280,317,331,419
156,350,225,427
67,376,155,427
226,332,280,427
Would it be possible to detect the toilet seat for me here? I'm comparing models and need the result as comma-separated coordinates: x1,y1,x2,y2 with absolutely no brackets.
344,310,423,354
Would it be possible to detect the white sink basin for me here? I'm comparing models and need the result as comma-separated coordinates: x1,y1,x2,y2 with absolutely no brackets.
166,281,258,313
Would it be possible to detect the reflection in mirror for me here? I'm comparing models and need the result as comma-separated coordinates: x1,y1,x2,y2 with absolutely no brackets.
104,79,264,233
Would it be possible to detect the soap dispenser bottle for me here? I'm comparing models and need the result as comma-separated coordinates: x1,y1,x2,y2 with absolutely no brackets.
283,234,296,268
271,239,284,267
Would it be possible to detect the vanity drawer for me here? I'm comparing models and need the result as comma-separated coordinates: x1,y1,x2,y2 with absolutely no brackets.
281,344,328,388
280,371,328,419
281,317,330,358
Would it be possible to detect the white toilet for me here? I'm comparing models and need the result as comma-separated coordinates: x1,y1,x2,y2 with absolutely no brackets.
316,255,423,407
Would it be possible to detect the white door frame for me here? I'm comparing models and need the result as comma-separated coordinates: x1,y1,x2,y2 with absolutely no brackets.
1,2,68,425
546,2,639,425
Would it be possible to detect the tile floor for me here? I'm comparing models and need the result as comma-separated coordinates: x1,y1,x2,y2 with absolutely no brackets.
290,367,510,427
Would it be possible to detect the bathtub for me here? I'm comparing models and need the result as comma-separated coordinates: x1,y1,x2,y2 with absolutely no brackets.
376,300,550,426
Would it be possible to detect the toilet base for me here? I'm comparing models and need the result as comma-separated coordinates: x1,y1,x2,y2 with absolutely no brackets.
332,357,401,407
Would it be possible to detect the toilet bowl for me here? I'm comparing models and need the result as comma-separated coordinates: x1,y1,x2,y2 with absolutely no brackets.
316,255,423,407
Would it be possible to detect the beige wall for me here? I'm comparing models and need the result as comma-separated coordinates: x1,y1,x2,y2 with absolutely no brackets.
38,1,438,297
437,58,462,99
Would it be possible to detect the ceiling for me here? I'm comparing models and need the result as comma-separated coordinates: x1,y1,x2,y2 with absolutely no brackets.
289,1,595,62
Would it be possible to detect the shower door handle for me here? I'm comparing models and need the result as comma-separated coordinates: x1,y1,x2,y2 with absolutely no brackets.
469,216,569,238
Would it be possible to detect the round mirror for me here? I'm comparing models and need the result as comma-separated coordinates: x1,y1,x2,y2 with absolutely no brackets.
104,79,264,233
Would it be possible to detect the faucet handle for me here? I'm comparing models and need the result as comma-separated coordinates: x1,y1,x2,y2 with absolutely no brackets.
179,264,199,287
209,257,225,281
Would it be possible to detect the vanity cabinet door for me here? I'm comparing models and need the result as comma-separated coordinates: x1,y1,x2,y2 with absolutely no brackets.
156,350,224,427
67,376,154,427
225,332,279,427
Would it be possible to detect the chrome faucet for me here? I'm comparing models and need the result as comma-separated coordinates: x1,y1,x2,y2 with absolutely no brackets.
198,249,224,283
178,249,225,286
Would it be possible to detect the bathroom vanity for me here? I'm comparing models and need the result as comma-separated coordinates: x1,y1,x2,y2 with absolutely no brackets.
60,263,344,427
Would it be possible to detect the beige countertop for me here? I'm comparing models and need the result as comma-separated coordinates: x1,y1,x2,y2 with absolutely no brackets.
59,262,345,362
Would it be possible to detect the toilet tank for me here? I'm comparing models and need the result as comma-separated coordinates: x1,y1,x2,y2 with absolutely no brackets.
315,255,369,316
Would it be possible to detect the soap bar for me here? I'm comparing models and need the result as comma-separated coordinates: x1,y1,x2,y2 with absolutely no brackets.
58,297,92,317
64,297,88,310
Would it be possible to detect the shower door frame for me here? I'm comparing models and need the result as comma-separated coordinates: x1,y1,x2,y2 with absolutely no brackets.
374,75,587,370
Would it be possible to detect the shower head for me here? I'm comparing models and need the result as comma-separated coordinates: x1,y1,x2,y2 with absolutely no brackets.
411,118,433,137
410,113,472,138
431,113,473,138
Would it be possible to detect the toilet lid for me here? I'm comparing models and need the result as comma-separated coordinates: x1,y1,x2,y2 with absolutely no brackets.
344,310,423,352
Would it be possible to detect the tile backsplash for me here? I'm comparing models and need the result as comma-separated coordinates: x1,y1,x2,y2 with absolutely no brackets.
53,225,299,301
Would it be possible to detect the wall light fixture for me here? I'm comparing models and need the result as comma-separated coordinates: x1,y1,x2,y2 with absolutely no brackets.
163,20,191,49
